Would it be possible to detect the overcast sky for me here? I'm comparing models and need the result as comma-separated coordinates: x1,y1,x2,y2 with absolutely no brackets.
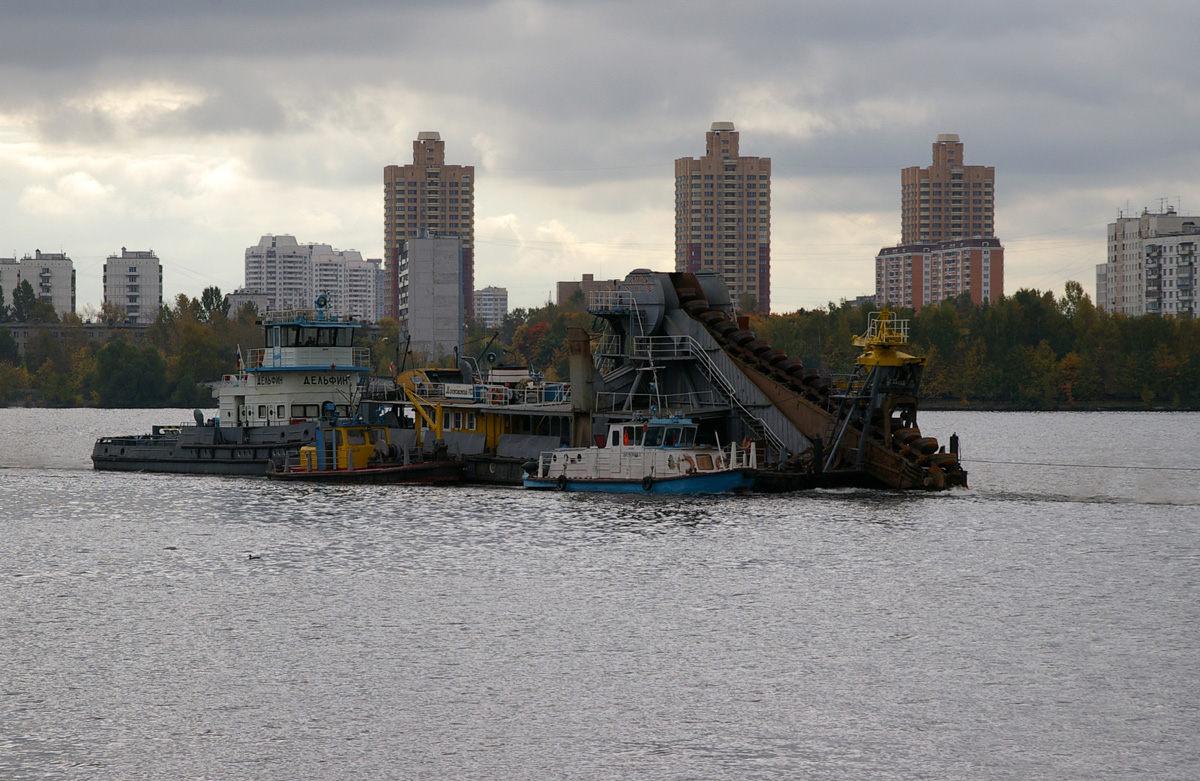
3,0,1198,316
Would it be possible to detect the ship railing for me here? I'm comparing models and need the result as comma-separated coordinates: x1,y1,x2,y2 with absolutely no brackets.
408,381,571,407
587,290,637,313
263,308,355,324
861,312,910,345
244,347,372,370
594,389,722,413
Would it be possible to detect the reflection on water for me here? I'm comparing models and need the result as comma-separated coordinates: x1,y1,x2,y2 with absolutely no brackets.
0,409,1198,779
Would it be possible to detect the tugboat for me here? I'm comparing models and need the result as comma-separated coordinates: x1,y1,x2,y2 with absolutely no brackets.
521,417,756,494
91,295,372,475
266,419,462,484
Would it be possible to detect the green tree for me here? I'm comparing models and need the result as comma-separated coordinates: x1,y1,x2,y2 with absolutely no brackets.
0,361,32,404
200,286,230,321
0,328,18,364
90,339,169,407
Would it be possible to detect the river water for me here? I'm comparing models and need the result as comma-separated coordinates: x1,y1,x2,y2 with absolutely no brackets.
1,409,1197,780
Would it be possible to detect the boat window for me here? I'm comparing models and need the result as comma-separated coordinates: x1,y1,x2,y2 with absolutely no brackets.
258,405,267,419
368,428,386,445
680,427,696,446
345,428,367,446
277,405,286,419
611,430,620,447
282,325,301,346
695,453,714,471
291,403,320,418
643,426,662,447
664,427,682,447
300,327,320,346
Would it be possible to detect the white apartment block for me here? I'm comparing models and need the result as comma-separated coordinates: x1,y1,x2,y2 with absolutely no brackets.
474,286,507,329
400,233,463,359
7,250,76,317
1143,233,1198,317
0,258,19,307
103,248,162,323
1097,207,1200,315
245,235,380,321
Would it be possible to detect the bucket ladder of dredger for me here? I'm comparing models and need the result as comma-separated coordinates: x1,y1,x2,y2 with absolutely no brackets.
824,310,926,472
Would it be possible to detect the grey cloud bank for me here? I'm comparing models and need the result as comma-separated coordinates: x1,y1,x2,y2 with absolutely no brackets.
2,0,1198,312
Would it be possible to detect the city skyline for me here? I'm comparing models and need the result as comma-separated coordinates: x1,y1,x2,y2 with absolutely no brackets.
3,1,1199,316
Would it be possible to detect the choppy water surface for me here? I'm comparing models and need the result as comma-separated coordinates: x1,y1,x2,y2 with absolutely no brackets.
1,409,1197,779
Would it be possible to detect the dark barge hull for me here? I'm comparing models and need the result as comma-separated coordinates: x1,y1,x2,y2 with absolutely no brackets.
91,422,317,476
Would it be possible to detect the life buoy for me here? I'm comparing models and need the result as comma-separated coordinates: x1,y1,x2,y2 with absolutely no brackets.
490,389,504,404
556,474,568,491
641,476,653,491
680,455,695,474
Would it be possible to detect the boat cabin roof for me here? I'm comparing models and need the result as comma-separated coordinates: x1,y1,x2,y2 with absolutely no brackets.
607,418,698,448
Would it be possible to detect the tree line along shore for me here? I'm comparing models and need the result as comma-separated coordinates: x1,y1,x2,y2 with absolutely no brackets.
1,281,1197,410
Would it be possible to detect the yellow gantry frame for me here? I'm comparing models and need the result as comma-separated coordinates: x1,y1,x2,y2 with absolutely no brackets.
852,308,927,369
403,386,443,445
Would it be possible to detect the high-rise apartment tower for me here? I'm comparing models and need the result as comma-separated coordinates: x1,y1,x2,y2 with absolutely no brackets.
877,135,1003,312
675,122,771,313
901,134,995,243
384,132,475,321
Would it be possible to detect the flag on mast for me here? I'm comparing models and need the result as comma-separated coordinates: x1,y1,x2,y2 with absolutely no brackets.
236,344,243,370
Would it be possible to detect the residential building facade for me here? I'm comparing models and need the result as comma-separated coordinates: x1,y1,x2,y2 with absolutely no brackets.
875,238,1004,312
384,131,475,321
474,286,508,329
0,258,19,307
225,288,270,319
877,135,1003,311
399,232,463,359
15,250,76,317
555,273,618,307
1096,206,1199,316
103,248,162,323
674,122,771,313
901,134,995,243
244,235,379,320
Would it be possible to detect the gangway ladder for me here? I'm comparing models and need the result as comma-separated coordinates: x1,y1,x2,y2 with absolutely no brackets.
643,334,790,464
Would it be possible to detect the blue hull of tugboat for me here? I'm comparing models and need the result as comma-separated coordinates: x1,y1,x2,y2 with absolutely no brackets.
523,470,753,494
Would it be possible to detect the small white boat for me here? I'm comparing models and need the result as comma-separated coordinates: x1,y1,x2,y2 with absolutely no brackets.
522,417,756,494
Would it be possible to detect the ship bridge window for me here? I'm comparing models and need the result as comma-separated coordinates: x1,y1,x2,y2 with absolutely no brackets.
622,426,645,446
643,426,662,446
338,428,367,447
